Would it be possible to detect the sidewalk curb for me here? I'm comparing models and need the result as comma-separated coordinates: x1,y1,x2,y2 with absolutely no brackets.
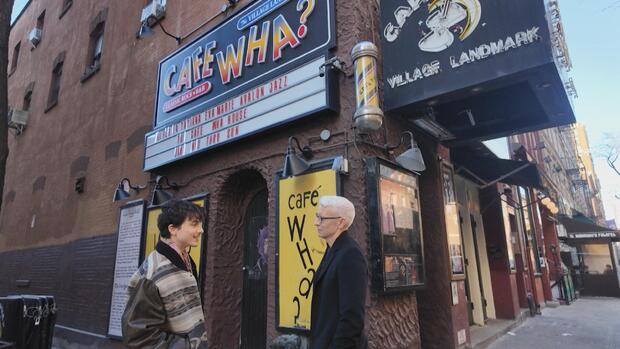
467,310,531,349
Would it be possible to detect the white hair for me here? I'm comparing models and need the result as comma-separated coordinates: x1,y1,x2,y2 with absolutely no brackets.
319,195,355,229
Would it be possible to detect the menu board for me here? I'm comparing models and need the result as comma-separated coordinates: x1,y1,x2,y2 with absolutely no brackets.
107,200,145,338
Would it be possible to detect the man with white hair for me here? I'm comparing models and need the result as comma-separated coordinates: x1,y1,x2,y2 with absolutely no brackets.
310,195,368,349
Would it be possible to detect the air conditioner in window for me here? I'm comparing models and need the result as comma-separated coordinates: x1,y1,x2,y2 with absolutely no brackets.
28,28,42,47
141,1,166,25
8,108,28,135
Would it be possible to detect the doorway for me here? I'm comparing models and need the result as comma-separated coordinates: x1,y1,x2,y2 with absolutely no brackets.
240,188,268,348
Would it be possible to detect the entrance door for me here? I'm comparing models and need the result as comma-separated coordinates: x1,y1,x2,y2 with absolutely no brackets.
240,188,268,349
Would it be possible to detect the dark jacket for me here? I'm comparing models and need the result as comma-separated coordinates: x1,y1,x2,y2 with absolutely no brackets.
310,232,368,349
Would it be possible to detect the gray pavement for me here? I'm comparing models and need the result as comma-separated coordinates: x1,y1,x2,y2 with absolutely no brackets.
488,297,620,349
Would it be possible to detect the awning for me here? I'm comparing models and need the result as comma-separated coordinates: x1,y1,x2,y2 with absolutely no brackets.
558,214,620,243
451,143,543,189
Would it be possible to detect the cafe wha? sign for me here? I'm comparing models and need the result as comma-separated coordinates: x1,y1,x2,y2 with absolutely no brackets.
144,0,336,170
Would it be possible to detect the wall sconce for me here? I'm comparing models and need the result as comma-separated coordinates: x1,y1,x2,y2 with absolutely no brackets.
282,136,313,178
151,175,180,206
112,178,147,202
385,131,426,173
351,41,383,132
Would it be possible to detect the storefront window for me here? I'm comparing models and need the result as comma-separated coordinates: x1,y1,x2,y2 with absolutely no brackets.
503,204,518,270
580,244,613,274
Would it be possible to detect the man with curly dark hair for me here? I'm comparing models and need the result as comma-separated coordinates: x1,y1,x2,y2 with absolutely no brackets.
122,199,208,348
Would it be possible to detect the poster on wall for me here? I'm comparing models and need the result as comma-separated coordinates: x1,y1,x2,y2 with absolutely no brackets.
107,200,146,338
367,158,425,294
442,163,465,279
143,194,208,281
277,168,339,332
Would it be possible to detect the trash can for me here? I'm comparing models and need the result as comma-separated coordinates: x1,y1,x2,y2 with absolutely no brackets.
0,340,15,349
0,296,23,347
0,295,56,349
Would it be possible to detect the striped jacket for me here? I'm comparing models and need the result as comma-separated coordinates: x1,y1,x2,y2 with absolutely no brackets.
122,240,207,348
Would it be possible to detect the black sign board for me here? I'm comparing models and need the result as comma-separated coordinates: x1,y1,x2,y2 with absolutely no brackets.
380,0,575,142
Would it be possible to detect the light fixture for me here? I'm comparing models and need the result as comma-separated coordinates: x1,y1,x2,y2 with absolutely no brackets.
386,131,426,172
282,137,312,178
413,117,455,141
138,19,181,44
113,178,147,202
137,21,154,38
151,175,179,206
137,1,238,45
351,41,383,132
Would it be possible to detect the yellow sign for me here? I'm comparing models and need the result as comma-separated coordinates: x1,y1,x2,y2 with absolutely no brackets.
278,169,338,330
143,198,206,275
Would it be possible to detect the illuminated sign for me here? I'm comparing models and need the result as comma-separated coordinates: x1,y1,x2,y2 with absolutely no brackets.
277,169,338,331
144,0,335,170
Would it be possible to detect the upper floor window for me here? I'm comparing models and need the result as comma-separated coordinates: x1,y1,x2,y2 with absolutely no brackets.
37,10,45,30
81,22,105,81
60,0,73,19
46,53,65,111
23,90,33,112
91,24,104,68
81,9,108,82
10,42,20,73
29,11,45,48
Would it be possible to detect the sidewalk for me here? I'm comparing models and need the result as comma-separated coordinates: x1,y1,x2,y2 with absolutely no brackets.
487,297,620,349
468,309,531,349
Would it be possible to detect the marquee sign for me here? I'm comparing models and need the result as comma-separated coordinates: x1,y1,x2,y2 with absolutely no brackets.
144,0,336,170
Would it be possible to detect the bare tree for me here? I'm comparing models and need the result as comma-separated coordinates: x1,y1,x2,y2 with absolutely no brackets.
599,133,620,176
0,0,15,213
597,133,620,199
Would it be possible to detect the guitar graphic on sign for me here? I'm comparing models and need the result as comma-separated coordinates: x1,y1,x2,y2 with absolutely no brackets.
384,0,481,53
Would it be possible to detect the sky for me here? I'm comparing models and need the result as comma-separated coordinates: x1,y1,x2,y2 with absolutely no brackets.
10,1,620,222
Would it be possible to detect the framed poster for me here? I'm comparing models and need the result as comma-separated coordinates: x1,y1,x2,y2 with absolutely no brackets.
142,193,209,285
367,157,425,294
107,200,146,338
276,161,340,333
442,163,465,280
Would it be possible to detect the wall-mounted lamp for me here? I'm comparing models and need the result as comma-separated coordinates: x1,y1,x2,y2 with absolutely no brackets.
385,131,426,173
282,137,313,178
138,19,181,44
351,41,383,132
151,175,180,206
112,178,147,202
